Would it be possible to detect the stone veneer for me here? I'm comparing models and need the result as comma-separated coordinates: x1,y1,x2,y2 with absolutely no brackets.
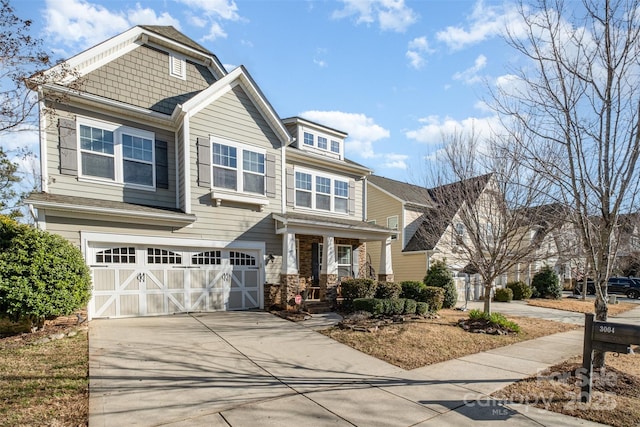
378,273,395,283
280,274,300,310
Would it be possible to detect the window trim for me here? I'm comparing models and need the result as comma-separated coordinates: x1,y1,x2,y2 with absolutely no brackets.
210,137,267,197
293,167,350,214
77,117,156,191
387,215,399,240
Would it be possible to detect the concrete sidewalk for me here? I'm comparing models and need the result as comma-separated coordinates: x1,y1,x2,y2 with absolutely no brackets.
88,305,640,426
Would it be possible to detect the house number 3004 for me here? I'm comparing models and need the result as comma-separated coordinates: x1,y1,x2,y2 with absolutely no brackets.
599,325,615,334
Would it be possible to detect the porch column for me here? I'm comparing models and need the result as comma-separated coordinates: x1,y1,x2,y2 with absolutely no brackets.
280,232,299,309
320,235,338,303
378,236,394,282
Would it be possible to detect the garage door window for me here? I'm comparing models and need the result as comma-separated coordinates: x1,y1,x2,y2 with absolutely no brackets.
147,248,182,264
192,250,221,265
230,251,256,266
95,247,136,264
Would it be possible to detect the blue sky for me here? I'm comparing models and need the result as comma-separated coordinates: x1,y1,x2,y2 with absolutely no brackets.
10,0,532,182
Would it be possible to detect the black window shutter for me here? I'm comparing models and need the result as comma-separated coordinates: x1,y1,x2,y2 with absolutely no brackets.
155,140,169,189
59,118,77,175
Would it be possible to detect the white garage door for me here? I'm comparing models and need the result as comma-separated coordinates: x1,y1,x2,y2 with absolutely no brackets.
89,244,261,318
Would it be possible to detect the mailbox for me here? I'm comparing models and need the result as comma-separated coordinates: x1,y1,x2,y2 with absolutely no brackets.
581,313,640,402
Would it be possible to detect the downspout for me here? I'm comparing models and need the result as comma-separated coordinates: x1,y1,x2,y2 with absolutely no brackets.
183,114,191,214
38,88,48,193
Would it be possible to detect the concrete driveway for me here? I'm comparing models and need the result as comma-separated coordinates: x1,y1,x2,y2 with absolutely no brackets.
89,310,607,427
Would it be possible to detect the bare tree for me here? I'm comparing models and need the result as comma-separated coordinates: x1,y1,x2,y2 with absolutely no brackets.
0,0,80,216
420,128,559,314
492,0,640,367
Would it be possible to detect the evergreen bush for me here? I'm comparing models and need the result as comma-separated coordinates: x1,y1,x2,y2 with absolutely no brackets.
400,281,426,301
340,278,378,311
0,216,92,329
531,266,562,299
506,281,533,300
421,286,444,312
375,281,402,300
494,287,513,302
423,260,458,308
416,301,429,315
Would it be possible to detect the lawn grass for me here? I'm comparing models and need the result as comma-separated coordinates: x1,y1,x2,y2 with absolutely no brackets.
320,309,579,370
528,297,637,316
0,323,88,427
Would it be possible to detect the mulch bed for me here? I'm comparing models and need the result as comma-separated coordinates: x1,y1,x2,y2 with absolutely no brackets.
0,310,87,349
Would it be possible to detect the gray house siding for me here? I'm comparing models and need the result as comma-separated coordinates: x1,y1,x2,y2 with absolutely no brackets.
178,84,284,283
45,104,178,209
82,44,216,114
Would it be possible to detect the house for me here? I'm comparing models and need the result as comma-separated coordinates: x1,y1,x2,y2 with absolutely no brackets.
25,26,395,319
366,174,496,300
508,203,579,286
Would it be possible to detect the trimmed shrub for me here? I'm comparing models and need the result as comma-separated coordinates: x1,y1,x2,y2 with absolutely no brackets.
341,278,378,311
400,281,426,301
506,281,533,300
0,216,92,329
494,288,513,302
423,260,458,308
467,309,521,333
353,298,384,315
390,298,405,315
416,301,429,315
421,286,444,312
531,266,562,299
375,281,402,299
403,298,417,315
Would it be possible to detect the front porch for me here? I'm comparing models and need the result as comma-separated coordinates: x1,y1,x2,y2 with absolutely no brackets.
273,212,396,309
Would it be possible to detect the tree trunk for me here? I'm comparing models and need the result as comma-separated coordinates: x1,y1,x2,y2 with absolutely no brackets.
593,279,609,369
483,282,493,314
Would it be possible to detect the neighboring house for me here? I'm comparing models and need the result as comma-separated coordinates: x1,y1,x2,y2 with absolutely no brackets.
508,203,578,286
367,174,495,300
25,26,395,319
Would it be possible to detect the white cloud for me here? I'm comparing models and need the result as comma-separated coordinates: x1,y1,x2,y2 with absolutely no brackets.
127,4,181,28
299,110,390,159
188,15,208,28
405,114,500,146
176,0,240,21
452,54,487,84
406,36,434,69
436,0,525,51
201,22,228,41
314,48,329,68
44,0,131,50
332,0,418,33
381,153,409,169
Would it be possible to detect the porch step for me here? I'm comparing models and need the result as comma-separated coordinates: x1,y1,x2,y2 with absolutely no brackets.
305,301,333,314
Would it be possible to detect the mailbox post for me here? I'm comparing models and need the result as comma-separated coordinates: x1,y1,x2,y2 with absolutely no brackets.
581,313,640,402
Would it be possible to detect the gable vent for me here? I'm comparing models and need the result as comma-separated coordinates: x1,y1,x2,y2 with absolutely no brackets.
169,54,186,80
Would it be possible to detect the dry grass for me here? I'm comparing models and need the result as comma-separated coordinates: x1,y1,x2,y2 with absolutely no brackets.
528,298,637,316
494,351,640,427
0,313,88,427
321,309,579,370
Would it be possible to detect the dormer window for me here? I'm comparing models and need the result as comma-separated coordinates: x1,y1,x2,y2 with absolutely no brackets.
318,136,327,150
331,140,340,153
303,132,314,146
169,53,186,80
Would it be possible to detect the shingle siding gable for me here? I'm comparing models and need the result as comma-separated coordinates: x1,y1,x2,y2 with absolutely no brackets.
82,44,216,114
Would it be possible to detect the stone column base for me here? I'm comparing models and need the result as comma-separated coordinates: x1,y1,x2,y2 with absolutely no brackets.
280,274,300,310
378,273,394,282
320,273,339,305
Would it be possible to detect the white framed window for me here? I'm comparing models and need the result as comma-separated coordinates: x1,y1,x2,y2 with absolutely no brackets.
303,132,314,146
331,140,340,153
169,53,186,79
294,168,350,213
337,245,352,279
317,136,327,150
212,139,265,195
387,215,399,240
78,118,155,189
